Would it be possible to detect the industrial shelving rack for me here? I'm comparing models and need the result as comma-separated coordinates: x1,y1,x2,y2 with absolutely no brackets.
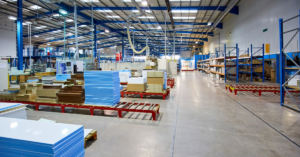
279,10,300,111
209,44,238,82
237,44,265,82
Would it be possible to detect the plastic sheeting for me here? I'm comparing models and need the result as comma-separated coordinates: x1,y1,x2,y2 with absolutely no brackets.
0,117,85,157
56,74,71,81
84,71,120,106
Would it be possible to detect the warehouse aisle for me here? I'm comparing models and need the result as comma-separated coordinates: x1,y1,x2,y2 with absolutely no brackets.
26,72,300,157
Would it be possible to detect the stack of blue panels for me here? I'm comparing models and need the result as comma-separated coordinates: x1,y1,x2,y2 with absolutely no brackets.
0,117,85,157
84,71,120,106
56,74,71,81
0,103,23,112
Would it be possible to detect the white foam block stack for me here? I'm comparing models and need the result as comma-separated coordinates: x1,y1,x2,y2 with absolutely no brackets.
119,72,130,83
0,117,85,157
128,77,147,84
0,103,27,119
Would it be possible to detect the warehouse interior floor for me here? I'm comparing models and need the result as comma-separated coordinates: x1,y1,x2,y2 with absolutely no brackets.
27,72,300,157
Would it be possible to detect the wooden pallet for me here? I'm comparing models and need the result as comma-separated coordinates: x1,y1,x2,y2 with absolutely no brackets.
84,130,97,148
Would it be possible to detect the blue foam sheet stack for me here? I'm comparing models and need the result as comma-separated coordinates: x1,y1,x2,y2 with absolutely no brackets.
0,117,85,157
84,71,120,106
56,74,71,81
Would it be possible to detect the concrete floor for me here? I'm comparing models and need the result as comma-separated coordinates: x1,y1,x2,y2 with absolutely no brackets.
26,72,300,157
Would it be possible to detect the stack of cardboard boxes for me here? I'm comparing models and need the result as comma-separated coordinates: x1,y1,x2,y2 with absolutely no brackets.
16,83,37,101
127,78,147,92
35,85,61,103
56,86,85,104
0,88,19,100
147,71,164,93
71,73,84,85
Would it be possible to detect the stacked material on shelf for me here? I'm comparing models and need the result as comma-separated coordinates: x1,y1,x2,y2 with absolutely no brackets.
0,117,85,157
57,86,85,104
35,85,61,103
27,76,39,83
71,73,84,85
119,72,130,83
84,71,120,106
0,103,27,119
53,80,66,87
127,77,147,92
147,71,164,93
0,87,20,100
26,83,37,94
16,83,37,101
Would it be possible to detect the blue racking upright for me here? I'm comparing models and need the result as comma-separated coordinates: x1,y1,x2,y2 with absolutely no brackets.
224,44,238,83
279,10,300,111
237,44,265,82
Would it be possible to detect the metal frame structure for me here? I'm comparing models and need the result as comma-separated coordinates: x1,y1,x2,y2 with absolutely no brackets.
237,44,265,82
0,100,160,121
224,43,238,83
120,88,170,100
279,10,300,111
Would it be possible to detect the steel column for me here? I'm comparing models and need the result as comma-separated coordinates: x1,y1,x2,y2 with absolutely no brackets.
94,24,97,58
17,0,23,70
262,44,265,82
236,44,239,83
250,44,253,82
224,44,227,82
122,36,124,61
279,18,284,106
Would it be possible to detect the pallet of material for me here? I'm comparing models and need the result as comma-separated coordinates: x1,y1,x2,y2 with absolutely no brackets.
37,89,59,98
84,130,97,148
16,94,37,101
35,97,57,103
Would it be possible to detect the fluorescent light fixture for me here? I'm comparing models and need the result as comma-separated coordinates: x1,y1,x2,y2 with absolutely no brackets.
105,29,110,33
79,25,87,27
52,30,61,33
66,19,74,22
132,10,151,13
22,21,32,25
171,10,198,13
124,26,134,28
29,5,41,10
173,17,196,19
81,0,99,2
59,9,68,15
98,10,112,12
157,26,162,29
123,0,141,2
34,35,39,38
142,0,147,6
66,33,73,36
195,41,198,44
47,43,50,45
106,16,120,18
170,0,201,1
45,37,54,40
207,22,211,26
53,14,59,17
8,16,17,20
35,26,47,29
138,16,154,19
90,29,94,31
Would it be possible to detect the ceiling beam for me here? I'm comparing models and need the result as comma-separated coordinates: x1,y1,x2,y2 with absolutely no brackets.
165,0,175,30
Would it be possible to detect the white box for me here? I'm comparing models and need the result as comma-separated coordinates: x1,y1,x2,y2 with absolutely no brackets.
288,78,300,86
128,77,147,84
150,62,156,66
119,72,130,82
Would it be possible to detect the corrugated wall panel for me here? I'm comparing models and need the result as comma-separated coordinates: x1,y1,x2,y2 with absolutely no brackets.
204,0,300,54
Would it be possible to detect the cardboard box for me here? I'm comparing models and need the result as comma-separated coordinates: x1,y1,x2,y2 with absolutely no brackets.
147,71,164,77
16,94,37,101
148,84,163,93
127,83,147,92
147,77,164,84
128,78,147,84
145,66,153,69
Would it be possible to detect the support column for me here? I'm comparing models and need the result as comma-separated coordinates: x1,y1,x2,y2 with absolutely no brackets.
94,25,97,59
122,36,124,62
17,0,23,70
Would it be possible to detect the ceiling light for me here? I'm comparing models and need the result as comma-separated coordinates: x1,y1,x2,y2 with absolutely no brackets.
124,26,134,29
173,17,196,19
47,43,50,45
66,33,73,36
66,19,74,22
45,37,54,40
22,21,32,25
207,22,211,26
157,26,162,29
98,10,112,12
105,29,110,33
106,16,120,18
171,10,198,13
195,41,198,44
138,16,154,19
52,30,61,33
59,9,68,15
35,26,46,29
79,25,87,27
142,0,147,6
81,0,99,2
34,35,39,38
170,0,201,1
8,16,17,20
53,14,59,17
123,0,141,2
29,5,41,10
132,10,151,13
90,29,94,31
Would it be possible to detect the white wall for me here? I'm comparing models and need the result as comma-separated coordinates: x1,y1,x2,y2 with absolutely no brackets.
204,0,300,54
0,15,17,58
